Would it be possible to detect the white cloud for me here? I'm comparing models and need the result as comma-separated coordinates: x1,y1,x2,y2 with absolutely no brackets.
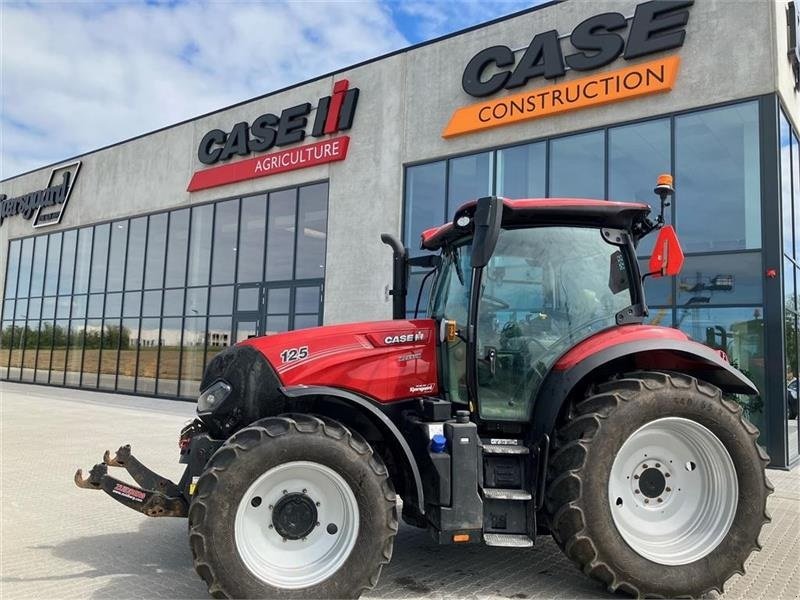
0,1,408,179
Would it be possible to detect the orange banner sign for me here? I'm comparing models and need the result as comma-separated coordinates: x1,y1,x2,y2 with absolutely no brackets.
442,55,680,138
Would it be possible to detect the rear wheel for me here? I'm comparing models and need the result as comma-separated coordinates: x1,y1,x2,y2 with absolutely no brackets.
189,414,398,599
546,372,772,598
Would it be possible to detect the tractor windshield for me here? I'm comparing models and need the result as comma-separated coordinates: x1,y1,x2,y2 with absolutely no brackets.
432,226,635,419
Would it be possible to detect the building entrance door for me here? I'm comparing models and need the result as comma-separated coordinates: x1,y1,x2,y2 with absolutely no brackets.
234,281,324,343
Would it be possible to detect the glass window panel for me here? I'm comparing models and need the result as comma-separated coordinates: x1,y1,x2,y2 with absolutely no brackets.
496,142,546,199
675,102,761,252
163,289,184,317
780,111,793,258
157,317,182,396
142,290,162,317
30,235,48,297
407,269,434,318
71,295,87,319
293,314,319,330
165,209,189,288
99,320,121,390
206,316,232,364
4,239,21,298
57,296,71,319
49,319,69,385
4,299,14,319
209,286,234,315
106,221,128,293
294,286,320,314
87,294,103,318
16,238,33,298
609,119,671,257
549,131,605,199
82,319,103,388
65,320,85,386
266,315,289,334
125,217,147,291
20,319,37,381
41,297,55,319
90,224,110,293
266,189,297,281
676,253,762,307
238,195,267,283
448,152,492,214
237,287,260,312
73,227,93,295
44,233,62,296
136,317,161,394
104,293,122,318
123,291,141,317
644,307,673,327
35,321,52,383
0,321,11,378
785,257,797,312
786,310,798,461
676,306,766,432
793,132,800,260
15,299,28,319
27,298,41,320
185,287,208,316
117,318,139,392
405,161,446,256
144,213,167,289
179,316,206,398
59,230,77,295
267,288,290,314
212,199,239,285
235,320,259,343
187,205,213,287
295,183,328,279
8,321,26,380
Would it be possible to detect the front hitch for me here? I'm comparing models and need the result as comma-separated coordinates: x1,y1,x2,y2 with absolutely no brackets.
75,445,188,518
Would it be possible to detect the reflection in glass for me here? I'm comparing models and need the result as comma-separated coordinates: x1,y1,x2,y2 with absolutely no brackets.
44,233,62,296
448,153,492,213
0,321,11,379
30,235,48,297
163,289,184,317
5,240,21,299
180,317,206,398
185,287,208,316
71,295,87,320
188,205,213,287
74,227,93,295
675,102,760,252
235,320,258,343
35,320,51,383
295,286,320,313
8,321,26,379
99,320,121,390
56,296,71,319
106,221,128,293
266,189,296,281
677,253,762,307
125,217,147,291
206,316,232,365
165,209,189,288
82,319,103,388
15,299,28,320
50,319,69,385
104,293,122,318
145,213,168,289
296,184,328,279
65,320,85,386
497,143,546,199
676,306,766,433
209,286,234,315
41,297,55,319
59,230,77,295
137,317,161,394
117,318,140,392
266,315,289,334
212,199,239,285
780,111,793,258
238,195,266,283
142,290,162,317
28,298,42,321
405,161,446,256
550,131,605,199
17,238,33,299
90,224,110,293
267,288,290,314
21,319,38,382
124,291,142,318
293,314,320,330
157,318,182,396
237,287,260,312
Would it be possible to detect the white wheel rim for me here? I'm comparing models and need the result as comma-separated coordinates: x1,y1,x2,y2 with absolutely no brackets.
234,461,359,589
608,417,738,566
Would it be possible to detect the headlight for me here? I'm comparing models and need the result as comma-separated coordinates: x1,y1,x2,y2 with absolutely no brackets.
197,380,232,414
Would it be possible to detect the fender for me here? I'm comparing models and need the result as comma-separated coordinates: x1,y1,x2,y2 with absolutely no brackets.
281,385,425,514
531,335,759,442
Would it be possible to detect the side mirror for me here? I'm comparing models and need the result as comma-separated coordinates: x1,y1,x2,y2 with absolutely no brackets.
648,225,684,277
470,196,503,268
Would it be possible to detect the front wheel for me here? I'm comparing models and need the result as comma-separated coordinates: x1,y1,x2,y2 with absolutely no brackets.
188,414,398,599
546,372,772,598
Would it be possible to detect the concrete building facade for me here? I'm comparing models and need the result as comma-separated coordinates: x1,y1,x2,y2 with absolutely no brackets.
1,0,798,466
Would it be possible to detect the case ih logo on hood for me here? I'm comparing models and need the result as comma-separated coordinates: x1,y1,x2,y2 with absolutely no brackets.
444,0,691,137
188,80,358,192
0,161,81,229
385,332,426,345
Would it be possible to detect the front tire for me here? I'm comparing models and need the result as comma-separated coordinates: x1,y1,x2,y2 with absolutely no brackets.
546,372,772,598
188,414,398,599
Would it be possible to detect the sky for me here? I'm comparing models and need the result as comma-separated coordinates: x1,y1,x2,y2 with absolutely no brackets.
0,0,542,181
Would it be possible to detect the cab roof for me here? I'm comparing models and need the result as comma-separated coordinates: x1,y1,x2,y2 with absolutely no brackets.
420,197,651,251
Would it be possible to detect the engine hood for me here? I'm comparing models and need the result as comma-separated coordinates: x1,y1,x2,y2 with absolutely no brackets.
239,319,438,403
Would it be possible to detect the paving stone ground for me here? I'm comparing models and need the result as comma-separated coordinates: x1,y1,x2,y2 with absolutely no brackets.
1,381,798,600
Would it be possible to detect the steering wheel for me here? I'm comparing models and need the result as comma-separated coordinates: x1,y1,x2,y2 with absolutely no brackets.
482,294,510,310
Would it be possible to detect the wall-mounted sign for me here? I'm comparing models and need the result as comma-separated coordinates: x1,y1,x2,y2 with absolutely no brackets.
0,161,81,228
445,0,692,137
789,1,799,90
188,79,358,191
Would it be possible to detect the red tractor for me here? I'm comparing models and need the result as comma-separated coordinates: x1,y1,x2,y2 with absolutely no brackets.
76,176,771,599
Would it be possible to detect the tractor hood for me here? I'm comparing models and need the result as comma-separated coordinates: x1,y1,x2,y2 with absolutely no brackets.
239,319,439,402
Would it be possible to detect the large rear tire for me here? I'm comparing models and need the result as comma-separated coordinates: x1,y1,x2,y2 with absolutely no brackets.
546,371,772,598
188,414,398,599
